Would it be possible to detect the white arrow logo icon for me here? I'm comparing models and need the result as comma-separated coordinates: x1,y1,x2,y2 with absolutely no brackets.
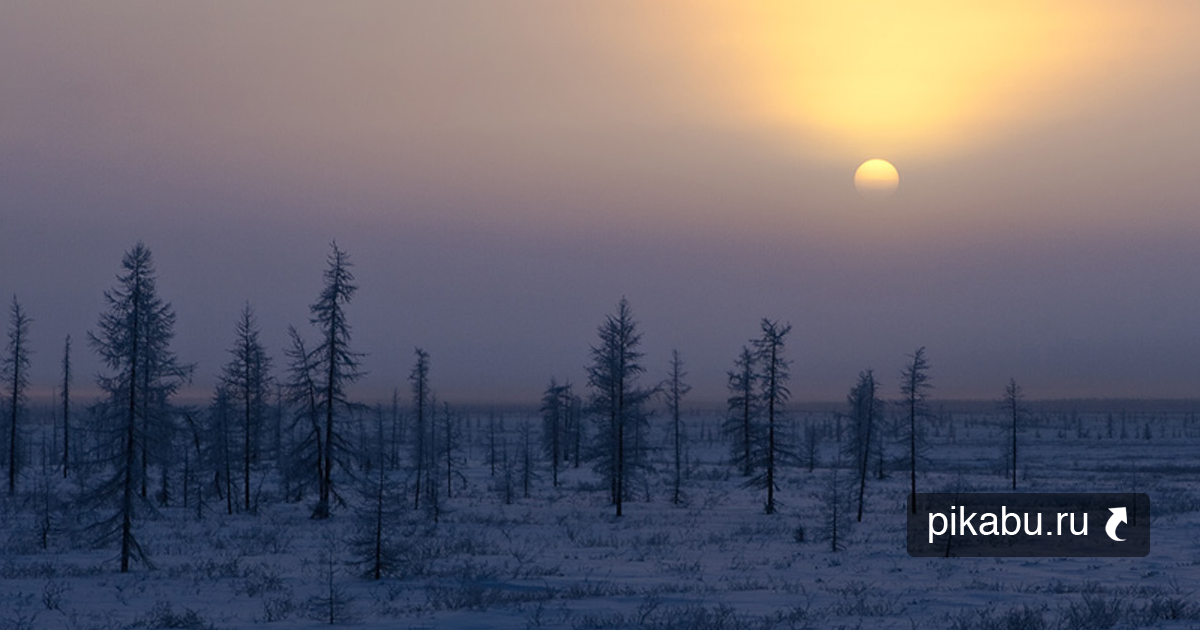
1106,507,1127,541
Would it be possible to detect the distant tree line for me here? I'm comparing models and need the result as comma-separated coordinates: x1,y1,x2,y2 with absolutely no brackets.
1,239,1049,572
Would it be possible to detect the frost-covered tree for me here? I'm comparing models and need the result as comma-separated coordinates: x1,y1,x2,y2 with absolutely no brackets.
3,295,32,495
220,303,273,513
1001,378,1028,490
722,346,758,477
899,347,931,513
844,369,881,522
587,297,651,517
88,242,191,572
664,350,691,505
750,319,792,515
308,242,364,519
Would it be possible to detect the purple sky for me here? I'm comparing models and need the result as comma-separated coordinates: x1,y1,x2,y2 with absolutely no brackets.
3,3,1200,404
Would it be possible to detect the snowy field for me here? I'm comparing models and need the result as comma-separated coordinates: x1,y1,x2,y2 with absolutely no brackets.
3,407,1200,630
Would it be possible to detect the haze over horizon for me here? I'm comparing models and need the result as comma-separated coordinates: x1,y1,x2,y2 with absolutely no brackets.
3,2,1200,405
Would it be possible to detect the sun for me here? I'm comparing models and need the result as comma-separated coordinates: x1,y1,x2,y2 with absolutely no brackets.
854,159,899,199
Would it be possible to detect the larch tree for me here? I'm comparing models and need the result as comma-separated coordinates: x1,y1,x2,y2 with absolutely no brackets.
664,349,691,505
220,303,273,513
540,378,567,487
439,400,465,498
207,384,236,515
899,346,932,513
283,325,322,502
4,295,32,495
750,319,792,515
1001,378,1027,490
88,242,191,572
410,347,431,511
3,297,31,494
561,385,582,469
308,242,364,519
587,297,650,517
487,410,499,477
352,409,402,580
722,346,758,477
844,369,881,522
61,335,72,478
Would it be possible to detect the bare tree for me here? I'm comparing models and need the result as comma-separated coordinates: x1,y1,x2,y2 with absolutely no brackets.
3,295,31,495
440,401,466,498
1001,378,1027,490
844,369,881,522
308,242,364,519
540,378,566,487
564,386,583,468
220,303,273,513
62,335,71,478
520,420,539,499
586,297,650,517
802,417,821,473
410,348,430,511
750,319,792,515
722,346,758,477
283,326,322,502
207,384,236,515
488,410,499,477
899,347,931,513
88,243,191,571
664,349,691,505
352,410,402,580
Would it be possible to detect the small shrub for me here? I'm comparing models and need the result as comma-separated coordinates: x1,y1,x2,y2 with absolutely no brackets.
132,601,216,630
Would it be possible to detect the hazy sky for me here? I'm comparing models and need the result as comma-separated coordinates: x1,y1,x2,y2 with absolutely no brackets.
3,2,1200,404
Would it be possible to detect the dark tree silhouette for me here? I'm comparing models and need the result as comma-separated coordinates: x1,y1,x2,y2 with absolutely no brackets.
587,298,650,517
540,378,567,487
410,348,430,511
3,295,31,495
352,410,403,580
899,346,932,513
750,319,791,515
439,401,466,498
88,243,191,572
664,349,691,505
722,345,758,477
61,335,72,478
283,326,322,502
1001,378,1027,490
844,369,881,522
220,303,273,513
308,242,364,519
207,384,236,515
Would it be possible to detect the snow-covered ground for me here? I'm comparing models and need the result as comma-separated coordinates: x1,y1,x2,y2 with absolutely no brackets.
3,408,1199,629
